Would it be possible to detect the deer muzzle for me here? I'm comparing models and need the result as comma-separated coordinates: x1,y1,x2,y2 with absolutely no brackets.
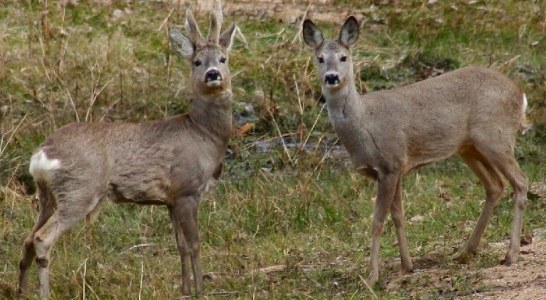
324,72,341,87
205,68,223,87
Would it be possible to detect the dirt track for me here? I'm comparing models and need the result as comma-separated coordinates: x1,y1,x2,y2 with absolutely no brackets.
191,0,376,24
384,230,546,299
387,182,546,299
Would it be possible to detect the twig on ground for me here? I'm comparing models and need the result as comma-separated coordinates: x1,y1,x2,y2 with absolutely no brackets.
267,108,295,167
85,78,113,122
120,243,158,254
138,261,144,300
158,7,175,31
82,258,87,300
206,291,239,297
358,274,379,300
0,114,28,157
291,2,312,44
302,103,326,151
250,264,286,275
235,26,248,48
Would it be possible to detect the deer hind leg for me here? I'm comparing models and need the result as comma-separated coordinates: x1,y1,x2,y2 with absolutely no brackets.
169,196,202,296
457,145,505,263
500,161,528,266
473,142,528,265
367,172,399,286
18,182,56,296
32,190,104,300
390,176,413,274
489,156,527,265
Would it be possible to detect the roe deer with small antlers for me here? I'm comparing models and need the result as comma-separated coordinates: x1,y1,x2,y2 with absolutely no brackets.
303,17,529,286
17,2,237,298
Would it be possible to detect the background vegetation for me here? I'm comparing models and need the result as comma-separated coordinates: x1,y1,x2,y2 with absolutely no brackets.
1,0,545,298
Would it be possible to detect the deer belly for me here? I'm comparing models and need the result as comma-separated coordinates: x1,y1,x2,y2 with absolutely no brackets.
108,168,171,204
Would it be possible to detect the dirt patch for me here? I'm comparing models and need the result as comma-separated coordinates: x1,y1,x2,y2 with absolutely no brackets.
466,233,546,300
189,0,376,24
386,228,546,299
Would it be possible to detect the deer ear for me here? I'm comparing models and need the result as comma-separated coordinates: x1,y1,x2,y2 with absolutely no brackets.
339,16,359,46
169,27,194,61
219,24,237,50
303,19,323,48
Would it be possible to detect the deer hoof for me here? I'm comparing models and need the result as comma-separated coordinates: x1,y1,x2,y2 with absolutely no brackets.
501,255,513,266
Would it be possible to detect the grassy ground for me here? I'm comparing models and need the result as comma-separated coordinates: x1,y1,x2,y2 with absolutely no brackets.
1,0,545,299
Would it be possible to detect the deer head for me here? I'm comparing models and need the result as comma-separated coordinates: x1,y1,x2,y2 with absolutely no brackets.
169,1,237,97
303,17,359,93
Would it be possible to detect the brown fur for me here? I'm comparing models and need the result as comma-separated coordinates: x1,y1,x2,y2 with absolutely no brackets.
304,17,528,286
17,1,237,298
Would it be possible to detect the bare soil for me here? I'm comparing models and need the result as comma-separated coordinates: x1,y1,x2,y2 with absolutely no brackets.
384,230,546,299
387,182,546,299
191,0,375,24
470,239,546,300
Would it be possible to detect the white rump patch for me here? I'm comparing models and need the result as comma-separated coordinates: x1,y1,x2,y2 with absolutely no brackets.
521,93,532,134
29,149,61,182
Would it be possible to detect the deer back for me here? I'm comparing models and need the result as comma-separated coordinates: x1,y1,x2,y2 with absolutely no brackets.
30,7,238,206
303,18,526,177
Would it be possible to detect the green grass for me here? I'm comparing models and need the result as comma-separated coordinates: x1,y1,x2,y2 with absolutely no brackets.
1,0,545,298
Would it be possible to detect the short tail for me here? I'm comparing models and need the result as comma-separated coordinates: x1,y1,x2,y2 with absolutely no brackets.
520,93,532,134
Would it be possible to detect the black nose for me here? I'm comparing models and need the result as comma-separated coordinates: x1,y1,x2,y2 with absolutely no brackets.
205,69,222,82
324,73,340,85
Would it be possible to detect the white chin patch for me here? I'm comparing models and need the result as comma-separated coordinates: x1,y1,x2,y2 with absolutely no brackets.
325,82,340,88
206,80,222,87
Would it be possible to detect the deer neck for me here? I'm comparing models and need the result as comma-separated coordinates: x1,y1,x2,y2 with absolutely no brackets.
322,76,360,125
189,91,232,148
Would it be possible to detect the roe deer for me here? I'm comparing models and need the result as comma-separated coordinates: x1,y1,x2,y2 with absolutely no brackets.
17,1,237,298
303,17,529,286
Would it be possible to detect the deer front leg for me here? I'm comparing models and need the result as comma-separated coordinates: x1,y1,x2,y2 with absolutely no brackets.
169,196,203,296
183,203,203,295
390,176,413,274
169,206,192,296
366,173,399,286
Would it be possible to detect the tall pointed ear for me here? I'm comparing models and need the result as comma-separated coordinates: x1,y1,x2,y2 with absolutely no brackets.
219,24,237,50
302,19,323,48
339,16,359,46
169,27,194,61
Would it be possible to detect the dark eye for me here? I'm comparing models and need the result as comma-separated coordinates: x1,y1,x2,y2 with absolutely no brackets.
193,60,202,67
340,56,347,62
219,57,226,63
318,57,324,63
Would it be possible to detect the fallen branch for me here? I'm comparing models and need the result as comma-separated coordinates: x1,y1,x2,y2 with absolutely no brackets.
250,264,286,275
120,243,158,254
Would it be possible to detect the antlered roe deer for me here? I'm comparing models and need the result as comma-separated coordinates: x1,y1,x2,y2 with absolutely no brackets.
303,17,529,286
17,1,237,298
